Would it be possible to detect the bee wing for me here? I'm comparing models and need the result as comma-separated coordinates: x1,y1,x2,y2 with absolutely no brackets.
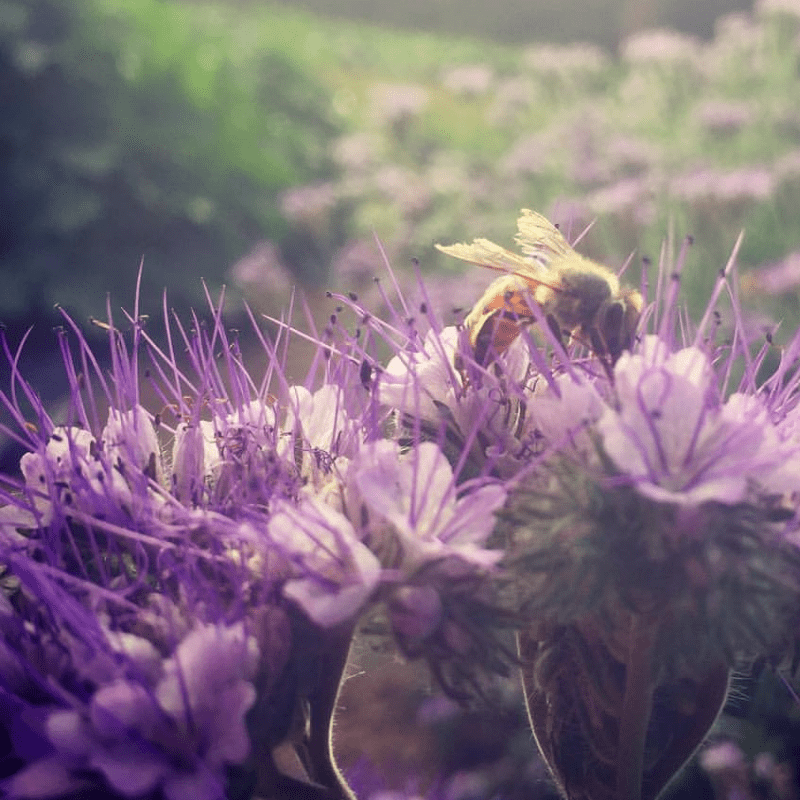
435,238,543,278
515,209,574,263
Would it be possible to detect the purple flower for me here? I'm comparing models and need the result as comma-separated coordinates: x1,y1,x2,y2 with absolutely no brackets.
377,326,535,474
268,496,381,627
15,414,162,528
524,371,605,456
440,63,494,98
345,439,512,695
283,384,360,502
368,83,429,127
669,165,775,204
18,426,102,526
493,238,800,678
2,757,86,799
103,405,164,484
745,249,800,295
350,440,505,569
0,297,380,797
377,326,465,423
46,623,257,800
694,99,753,135
621,28,703,67
2,618,259,800
597,335,800,505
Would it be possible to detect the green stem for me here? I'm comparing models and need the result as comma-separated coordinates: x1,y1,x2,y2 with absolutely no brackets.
615,614,658,800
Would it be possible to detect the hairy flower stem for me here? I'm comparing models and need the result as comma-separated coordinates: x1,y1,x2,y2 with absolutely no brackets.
306,626,357,800
252,625,356,800
615,615,658,800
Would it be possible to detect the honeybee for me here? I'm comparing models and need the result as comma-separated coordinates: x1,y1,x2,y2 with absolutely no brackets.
436,209,643,367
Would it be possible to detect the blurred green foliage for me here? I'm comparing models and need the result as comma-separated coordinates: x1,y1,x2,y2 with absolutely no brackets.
3,0,800,334
0,0,340,320
264,0,753,51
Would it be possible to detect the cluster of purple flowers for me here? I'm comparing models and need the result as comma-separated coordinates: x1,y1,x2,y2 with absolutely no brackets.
2,236,800,800
0,282,513,800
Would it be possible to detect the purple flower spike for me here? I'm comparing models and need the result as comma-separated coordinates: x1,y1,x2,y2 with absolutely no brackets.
0,289,384,798
497,234,800,699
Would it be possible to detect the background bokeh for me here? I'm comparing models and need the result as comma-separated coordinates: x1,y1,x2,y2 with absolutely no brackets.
3,0,800,796
6,0,800,329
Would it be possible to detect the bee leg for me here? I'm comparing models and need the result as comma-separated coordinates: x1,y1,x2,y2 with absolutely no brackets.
544,313,568,352
472,312,499,366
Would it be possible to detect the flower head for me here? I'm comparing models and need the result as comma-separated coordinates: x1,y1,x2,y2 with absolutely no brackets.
0,296,375,799
0,269,530,795
494,244,800,678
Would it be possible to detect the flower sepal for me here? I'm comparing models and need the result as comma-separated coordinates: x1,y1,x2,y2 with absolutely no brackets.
519,613,730,800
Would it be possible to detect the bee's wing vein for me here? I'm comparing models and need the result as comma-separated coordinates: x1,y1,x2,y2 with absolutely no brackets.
515,209,573,263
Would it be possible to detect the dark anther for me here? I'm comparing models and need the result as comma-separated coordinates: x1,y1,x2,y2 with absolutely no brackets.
360,360,373,390
144,452,158,481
